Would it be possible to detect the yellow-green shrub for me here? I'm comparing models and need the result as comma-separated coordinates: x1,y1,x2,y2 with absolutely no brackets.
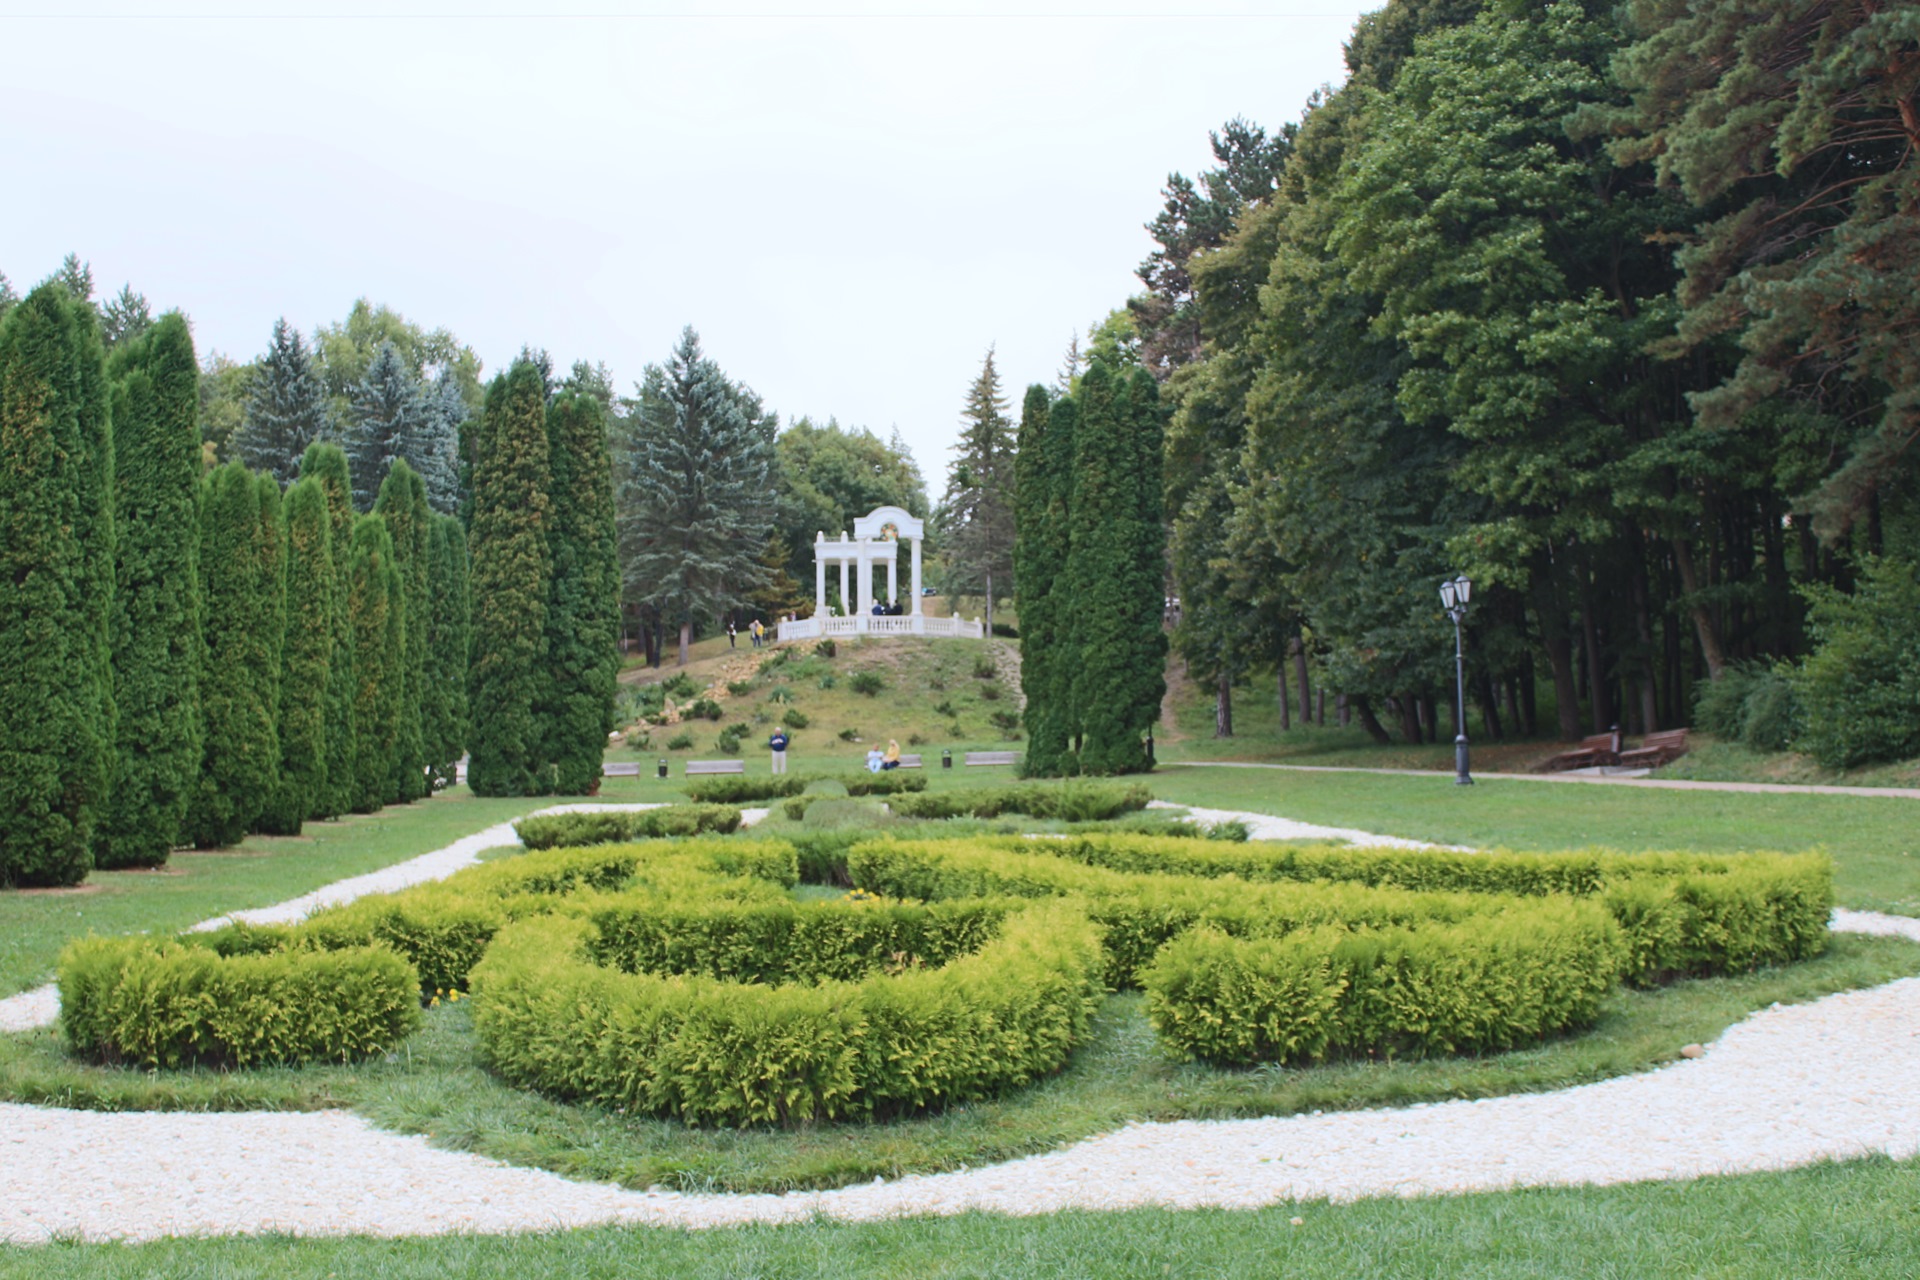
58,936,419,1068
886,781,1151,821
469,899,1104,1125
513,804,742,849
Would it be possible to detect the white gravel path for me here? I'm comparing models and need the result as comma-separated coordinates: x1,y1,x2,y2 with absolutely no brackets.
1144,799,1451,848
2,802,1916,1242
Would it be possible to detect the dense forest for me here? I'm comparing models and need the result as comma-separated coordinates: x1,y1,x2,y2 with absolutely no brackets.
1132,0,1919,768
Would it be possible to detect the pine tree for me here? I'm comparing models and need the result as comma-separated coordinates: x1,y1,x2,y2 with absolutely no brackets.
413,373,465,515
374,460,431,803
257,477,335,834
347,514,403,813
542,389,621,794
423,514,470,790
613,327,775,666
100,285,153,351
940,348,1017,627
55,254,94,305
95,314,204,868
298,442,358,819
0,270,18,323
1014,385,1077,776
467,357,551,795
184,464,285,847
0,284,114,886
344,340,421,511
236,318,328,486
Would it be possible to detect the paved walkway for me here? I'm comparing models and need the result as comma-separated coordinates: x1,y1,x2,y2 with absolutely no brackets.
1161,759,1920,800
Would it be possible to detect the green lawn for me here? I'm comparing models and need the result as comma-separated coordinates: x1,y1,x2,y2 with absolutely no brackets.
1149,766,1920,915
6,1154,1918,1278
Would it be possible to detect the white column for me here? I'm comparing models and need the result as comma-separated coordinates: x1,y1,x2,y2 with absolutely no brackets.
815,534,826,619
839,552,849,616
857,545,873,614
886,550,897,606
910,538,923,614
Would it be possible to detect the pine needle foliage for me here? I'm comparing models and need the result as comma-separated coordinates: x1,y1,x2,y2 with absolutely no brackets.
258,477,335,834
542,389,622,794
184,465,285,848
96,313,203,868
0,284,115,886
298,442,358,820
467,357,552,795
346,514,403,813
1014,385,1075,776
236,318,328,486
941,348,1017,621
374,460,431,804
423,514,470,791
345,341,420,512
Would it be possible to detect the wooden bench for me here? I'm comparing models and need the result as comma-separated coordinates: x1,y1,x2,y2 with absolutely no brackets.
896,754,923,770
1538,731,1621,772
601,761,642,777
686,759,746,776
963,750,1021,767
1618,728,1690,769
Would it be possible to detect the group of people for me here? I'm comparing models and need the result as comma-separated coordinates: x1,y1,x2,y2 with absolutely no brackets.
869,599,907,616
727,618,774,649
865,739,902,772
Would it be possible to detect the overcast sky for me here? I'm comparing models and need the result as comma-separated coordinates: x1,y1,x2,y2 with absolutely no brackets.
2,2,1371,493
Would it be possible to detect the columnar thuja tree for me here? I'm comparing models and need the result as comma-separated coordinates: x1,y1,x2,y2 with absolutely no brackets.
96,312,202,868
467,357,551,795
347,514,403,813
299,442,358,819
185,465,285,848
374,460,431,803
423,514,470,790
541,388,621,794
258,477,335,835
1014,359,1166,776
0,283,115,886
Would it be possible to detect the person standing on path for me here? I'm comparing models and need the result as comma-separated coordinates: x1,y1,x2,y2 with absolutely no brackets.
727,620,737,649
768,727,790,775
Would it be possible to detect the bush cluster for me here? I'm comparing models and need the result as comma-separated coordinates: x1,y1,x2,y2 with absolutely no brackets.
59,936,419,1068
469,899,1104,1125
1694,662,1801,752
683,772,927,804
512,804,743,850
887,781,1151,822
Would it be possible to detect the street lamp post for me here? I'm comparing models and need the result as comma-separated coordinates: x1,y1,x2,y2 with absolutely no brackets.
1440,575,1473,786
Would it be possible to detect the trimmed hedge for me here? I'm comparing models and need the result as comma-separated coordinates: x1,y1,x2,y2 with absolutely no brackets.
469,898,1105,1125
58,936,419,1068
683,772,928,804
886,781,1152,822
996,833,1834,984
513,804,743,850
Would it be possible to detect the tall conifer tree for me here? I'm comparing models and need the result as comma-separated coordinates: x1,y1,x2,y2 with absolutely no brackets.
423,514,470,790
184,464,285,847
0,284,114,886
258,477,335,834
467,357,551,795
374,460,430,803
1015,385,1079,776
347,514,402,813
298,442,358,819
96,313,203,867
237,318,329,486
541,389,621,793
940,348,1018,626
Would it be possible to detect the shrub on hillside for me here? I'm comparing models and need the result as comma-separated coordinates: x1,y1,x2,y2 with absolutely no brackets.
686,697,723,721
727,680,756,697
815,638,837,658
665,731,695,751
782,708,811,729
661,673,698,699
849,671,885,696
715,724,746,754
972,655,996,679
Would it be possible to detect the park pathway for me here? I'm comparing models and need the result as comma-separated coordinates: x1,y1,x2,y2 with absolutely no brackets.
1,801,1916,1242
1161,759,1920,800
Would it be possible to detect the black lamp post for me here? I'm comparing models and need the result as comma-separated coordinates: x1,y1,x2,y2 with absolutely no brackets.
1440,574,1473,786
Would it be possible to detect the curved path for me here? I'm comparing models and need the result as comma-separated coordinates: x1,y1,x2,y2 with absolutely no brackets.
1,805,1916,1242
1160,759,1920,800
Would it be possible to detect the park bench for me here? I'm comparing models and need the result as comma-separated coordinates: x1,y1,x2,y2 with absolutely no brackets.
963,750,1022,768
601,762,642,777
1538,730,1621,772
686,759,746,776
1618,728,1691,769
895,754,923,769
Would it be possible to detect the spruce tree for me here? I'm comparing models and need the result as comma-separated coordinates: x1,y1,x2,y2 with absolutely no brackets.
0,270,17,323
100,285,154,351
374,460,431,803
298,442,358,819
258,477,335,834
237,318,328,486
542,389,621,794
184,464,285,847
96,313,204,868
423,514,470,790
347,514,403,813
940,348,1018,627
0,284,114,886
467,357,551,795
344,340,421,511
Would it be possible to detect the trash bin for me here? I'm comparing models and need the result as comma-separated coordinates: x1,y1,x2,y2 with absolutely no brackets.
942,749,952,769
657,758,669,779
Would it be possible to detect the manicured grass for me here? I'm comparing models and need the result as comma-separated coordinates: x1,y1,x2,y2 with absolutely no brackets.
1653,737,1920,789
6,1153,1919,1278
6,932,1911,1192
0,779,676,1000
1149,766,1920,915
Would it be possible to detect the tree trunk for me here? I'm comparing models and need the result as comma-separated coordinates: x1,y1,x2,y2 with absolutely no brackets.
1215,671,1234,738
677,620,691,667
1277,666,1291,730
1314,690,1325,726
1389,695,1421,745
1670,535,1727,680
1336,692,1350,728
1292,636,1312,726
1580,580,1613,733
1351,695,1391,745
1476,671,1504,741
